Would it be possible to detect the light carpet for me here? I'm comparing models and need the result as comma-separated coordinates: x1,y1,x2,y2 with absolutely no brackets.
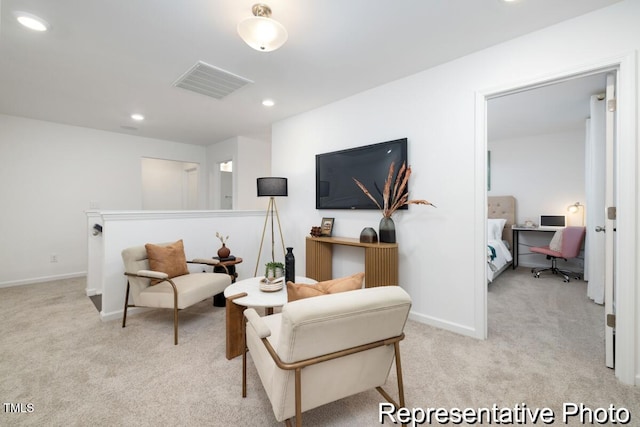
1,269,638,426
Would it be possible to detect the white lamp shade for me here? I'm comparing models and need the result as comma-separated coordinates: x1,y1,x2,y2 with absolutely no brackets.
237,16,288,52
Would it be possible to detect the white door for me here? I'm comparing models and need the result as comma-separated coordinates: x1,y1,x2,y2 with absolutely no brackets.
585,96,606,303
220,170,233,209
603,73,617,369
184,167,199,209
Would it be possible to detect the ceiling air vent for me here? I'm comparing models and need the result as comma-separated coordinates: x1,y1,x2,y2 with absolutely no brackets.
173,61,253,100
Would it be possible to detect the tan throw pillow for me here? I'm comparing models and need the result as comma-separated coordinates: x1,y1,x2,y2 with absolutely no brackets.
145,240,189,284
317,272,365,293
286,272,365,302
286,281,327,302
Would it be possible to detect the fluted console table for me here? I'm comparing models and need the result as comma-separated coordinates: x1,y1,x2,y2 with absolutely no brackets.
305,236,398,287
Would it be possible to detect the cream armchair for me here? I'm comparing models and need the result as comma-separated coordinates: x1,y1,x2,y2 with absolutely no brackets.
243,286,411,426
121,241,232,345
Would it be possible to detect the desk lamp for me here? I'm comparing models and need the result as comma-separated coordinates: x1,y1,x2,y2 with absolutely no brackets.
567,202,585,226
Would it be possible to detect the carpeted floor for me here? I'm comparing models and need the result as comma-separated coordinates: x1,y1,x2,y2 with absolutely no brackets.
1,269,638,426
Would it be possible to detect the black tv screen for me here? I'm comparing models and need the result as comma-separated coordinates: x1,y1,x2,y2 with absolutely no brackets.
316,138,408,210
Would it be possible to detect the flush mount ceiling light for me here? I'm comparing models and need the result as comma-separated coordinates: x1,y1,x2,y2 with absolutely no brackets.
262,99,275,107
130,113,145,121
237,3,288,52
14,11,50,31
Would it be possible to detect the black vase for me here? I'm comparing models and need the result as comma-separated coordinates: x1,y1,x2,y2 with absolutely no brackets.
379,217,396,243
359,227,378,243
285,247,295,283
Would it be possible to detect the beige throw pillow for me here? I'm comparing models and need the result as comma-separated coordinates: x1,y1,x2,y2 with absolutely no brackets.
549,230,563,252
145,240,189,284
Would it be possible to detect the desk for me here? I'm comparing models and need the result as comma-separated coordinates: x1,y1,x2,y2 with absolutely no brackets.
511,227,557,269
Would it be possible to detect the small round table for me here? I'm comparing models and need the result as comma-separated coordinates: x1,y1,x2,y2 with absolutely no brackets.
224,276,316,359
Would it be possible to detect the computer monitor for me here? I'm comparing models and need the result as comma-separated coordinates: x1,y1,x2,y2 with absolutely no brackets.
539,215,566,229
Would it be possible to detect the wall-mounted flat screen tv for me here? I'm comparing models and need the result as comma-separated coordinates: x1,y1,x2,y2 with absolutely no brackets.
316,138,408,210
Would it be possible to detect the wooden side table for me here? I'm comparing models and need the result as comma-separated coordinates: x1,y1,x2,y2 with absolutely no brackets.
224,276,316,360
212,257,243,306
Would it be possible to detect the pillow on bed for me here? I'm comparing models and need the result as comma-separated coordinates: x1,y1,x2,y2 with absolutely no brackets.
488,218,507,241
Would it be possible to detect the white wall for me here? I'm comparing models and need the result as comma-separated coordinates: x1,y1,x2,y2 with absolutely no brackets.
0,114,272,287
271,0,639,380
489,130,586,225
489,130,586,269
206,135,270,210
141,158,199,210
0,115,209,287
236,136,271,210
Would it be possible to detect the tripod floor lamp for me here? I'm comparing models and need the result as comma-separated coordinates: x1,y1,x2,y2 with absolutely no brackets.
255,177,288,276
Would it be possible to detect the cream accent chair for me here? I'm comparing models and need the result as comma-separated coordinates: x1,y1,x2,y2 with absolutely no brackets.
243,286,411,426
121,243,232,345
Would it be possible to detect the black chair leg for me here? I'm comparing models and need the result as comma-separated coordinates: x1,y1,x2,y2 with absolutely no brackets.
532,259,581,282
122,282,130,328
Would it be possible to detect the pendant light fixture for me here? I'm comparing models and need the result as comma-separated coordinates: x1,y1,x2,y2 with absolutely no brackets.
14,11,50,32
237,3,288,52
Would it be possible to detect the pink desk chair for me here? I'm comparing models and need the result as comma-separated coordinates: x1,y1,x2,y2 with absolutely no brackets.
531,226,586,282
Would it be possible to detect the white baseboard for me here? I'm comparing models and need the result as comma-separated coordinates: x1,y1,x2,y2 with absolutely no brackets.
0,272,86,289
409,310,479,339
100,306,149,322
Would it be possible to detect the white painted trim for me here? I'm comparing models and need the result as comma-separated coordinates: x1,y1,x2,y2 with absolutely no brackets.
0,272,86,289
475,52,638,386
97,209,263,221
408,311,477,338
611,52,638,386
100,306,149,322
475,91,489,340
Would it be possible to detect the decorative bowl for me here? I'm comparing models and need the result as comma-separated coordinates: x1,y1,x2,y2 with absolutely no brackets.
260,276,284,292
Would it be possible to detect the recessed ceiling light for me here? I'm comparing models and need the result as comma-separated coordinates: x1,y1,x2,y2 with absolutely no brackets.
14,11,50,32
131,113,145,121
262,99,275,107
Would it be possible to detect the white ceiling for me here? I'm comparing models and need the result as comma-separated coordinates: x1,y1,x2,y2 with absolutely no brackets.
0,0,621,146
488,72,608,141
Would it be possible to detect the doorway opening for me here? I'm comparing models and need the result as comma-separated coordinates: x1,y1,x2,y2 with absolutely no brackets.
477,53,637,385
141,157,199,210
219,160,233,210
485,71,609,370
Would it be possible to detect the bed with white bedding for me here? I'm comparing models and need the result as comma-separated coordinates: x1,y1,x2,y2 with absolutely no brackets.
487,196,516,282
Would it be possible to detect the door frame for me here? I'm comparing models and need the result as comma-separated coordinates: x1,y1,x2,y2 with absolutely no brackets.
474,52,637,385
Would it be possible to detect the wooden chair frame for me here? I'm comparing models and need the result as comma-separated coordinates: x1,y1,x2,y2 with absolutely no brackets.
242,316,405,427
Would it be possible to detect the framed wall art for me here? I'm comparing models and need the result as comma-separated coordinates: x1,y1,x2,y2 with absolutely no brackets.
320,217,334,236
